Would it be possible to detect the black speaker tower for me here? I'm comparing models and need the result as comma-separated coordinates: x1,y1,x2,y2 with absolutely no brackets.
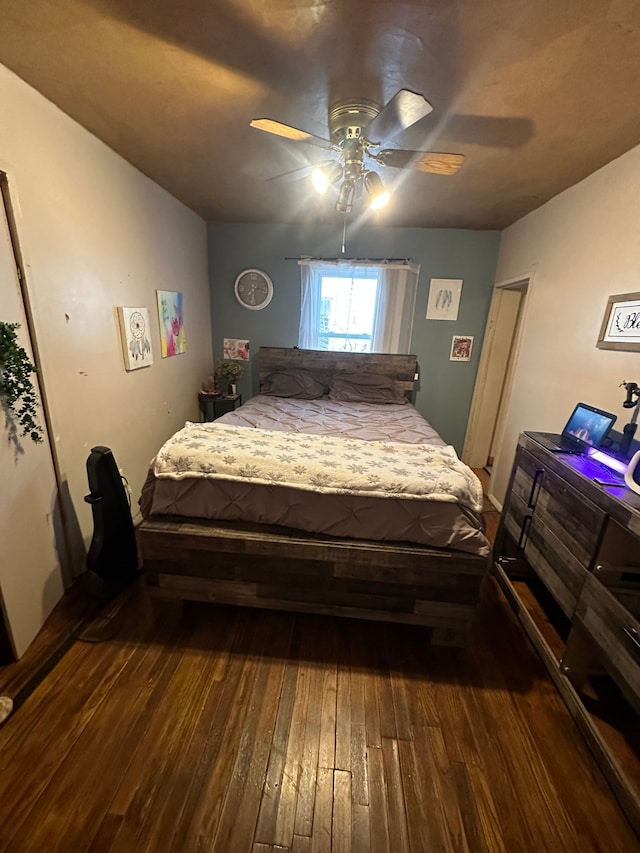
84,446,138,597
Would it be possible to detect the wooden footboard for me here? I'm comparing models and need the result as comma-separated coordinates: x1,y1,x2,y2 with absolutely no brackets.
137,517,489,646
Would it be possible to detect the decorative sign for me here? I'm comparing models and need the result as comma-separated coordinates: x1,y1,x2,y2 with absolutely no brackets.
117,307,153,370
426,278,463,320
450,335,473,362
597,292,640,351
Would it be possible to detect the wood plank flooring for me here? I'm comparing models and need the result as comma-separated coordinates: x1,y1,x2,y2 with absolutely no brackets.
0,474,637,851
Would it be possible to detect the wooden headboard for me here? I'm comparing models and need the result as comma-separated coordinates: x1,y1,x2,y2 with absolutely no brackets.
258,347,418,402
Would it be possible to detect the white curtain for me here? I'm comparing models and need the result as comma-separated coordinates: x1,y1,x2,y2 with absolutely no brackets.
298,259,420,353
298,261,324,349
371,263,419,354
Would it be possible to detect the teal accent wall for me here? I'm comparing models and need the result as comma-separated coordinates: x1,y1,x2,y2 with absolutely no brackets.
207,223,500,453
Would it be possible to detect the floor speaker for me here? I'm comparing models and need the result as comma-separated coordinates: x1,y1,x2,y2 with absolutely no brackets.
84,446,138,597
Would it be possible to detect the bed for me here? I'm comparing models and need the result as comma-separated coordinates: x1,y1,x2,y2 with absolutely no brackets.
137,347,490,645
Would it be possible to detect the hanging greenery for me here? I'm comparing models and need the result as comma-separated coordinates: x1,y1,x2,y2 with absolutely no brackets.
0,321,43,443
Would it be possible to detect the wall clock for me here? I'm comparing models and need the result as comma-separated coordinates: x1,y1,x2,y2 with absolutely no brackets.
234,269,274,310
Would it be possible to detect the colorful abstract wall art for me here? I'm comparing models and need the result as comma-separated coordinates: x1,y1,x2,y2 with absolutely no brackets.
156,290,186,358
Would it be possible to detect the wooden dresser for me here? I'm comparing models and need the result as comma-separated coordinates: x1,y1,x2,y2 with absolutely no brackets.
494,432,640,835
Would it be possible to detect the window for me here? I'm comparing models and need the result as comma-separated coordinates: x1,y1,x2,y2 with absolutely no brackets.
299,260,420,354
318,269,379,352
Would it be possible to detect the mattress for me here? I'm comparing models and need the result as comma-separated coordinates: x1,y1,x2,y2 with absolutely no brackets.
140,395,490,556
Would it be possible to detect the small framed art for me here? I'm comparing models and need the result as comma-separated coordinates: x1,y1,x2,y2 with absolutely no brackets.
450,335,473,362
596,291,640,352
117,307,153,370
223,338,250,360
157,290,186,358
426,278,463,320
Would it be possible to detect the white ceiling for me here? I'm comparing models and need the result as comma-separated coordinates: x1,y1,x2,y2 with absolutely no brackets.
1,0,639,229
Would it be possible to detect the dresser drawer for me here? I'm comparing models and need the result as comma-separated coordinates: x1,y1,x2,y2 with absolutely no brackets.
524,520,589,617
498,443,608,615
531,466,606,567
501,489,530,549
509,447,544,510
515,458,606,615
573,572,640,715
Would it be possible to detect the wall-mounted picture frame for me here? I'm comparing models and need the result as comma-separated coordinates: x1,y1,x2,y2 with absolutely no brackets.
450,335,473,362
597,291,640,351
223,338,250,360
157,290,186,357
426,278,463,321
117,306,153,370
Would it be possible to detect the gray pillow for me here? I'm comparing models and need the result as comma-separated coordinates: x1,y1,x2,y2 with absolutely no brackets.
328,371,407,404
262,369,328,399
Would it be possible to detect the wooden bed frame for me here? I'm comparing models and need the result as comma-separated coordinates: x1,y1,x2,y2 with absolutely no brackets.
137,348,489,646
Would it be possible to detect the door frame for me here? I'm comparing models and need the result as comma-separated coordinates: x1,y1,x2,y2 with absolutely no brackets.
462,273,533,478
0,174,72,659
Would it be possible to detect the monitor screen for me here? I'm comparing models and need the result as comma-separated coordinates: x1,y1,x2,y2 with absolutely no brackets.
563,403,616,448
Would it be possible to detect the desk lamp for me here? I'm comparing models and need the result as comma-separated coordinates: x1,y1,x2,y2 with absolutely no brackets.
620,380,640,458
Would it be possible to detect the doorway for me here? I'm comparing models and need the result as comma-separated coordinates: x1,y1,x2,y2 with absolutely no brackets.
0,172,65,659
462,276,530,476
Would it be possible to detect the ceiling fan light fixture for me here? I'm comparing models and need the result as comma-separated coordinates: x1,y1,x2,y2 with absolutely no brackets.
365,171,390,209
311,161,343,194
250,89,459,216
336,180,356,214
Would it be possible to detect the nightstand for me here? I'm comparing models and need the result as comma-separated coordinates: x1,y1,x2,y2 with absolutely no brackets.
198,393,242,422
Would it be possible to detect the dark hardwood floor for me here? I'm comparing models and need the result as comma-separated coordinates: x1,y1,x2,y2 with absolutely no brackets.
0,475,637,852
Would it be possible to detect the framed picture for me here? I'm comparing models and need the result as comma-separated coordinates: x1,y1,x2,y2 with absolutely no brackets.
223,338,250,360
450,335,473,362
117,307,153,370
597,291,640,351
156,290,186,357
426,278,463,320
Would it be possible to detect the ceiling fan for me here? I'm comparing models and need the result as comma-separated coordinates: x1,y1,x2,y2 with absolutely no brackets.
250,89,464,214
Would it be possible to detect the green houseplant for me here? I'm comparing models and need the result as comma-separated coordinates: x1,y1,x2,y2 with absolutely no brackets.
215,359,243,394
0,321,43,443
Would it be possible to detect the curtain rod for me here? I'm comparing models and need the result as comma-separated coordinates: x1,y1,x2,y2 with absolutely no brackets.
285,257,413,263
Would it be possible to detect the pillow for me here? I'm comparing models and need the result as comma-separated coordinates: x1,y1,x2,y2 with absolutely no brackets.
261,369,328,399
328,371,408,405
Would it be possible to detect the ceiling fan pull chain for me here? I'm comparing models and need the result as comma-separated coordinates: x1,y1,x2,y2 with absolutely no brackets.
341,215,347,255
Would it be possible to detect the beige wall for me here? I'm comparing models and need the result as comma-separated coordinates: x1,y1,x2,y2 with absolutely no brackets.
0,62,212,647
490,143,640,506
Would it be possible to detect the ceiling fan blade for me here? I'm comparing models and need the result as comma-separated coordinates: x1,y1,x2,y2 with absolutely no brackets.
364,90,433,143
377,150,464,175
250,118,336,151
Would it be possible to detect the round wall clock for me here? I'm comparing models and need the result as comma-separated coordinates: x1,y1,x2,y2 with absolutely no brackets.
234,269,274,310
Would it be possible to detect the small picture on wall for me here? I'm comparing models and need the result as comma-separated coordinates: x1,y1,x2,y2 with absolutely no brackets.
156,290,186,358
450,335,473,362
223,338,250,360
426,278,463,321
117,307,153,371
596,291,640,351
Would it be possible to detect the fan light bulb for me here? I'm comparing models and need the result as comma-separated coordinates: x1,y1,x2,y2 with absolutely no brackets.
311,167,330,194
365,171,391,209
370,190,390,209
312,162,343,195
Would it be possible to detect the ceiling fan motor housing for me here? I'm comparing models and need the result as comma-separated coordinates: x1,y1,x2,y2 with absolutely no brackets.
328,99,380,147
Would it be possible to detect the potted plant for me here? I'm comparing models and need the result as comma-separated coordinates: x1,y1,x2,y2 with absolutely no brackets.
0,321,43,443
215,360,243,396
